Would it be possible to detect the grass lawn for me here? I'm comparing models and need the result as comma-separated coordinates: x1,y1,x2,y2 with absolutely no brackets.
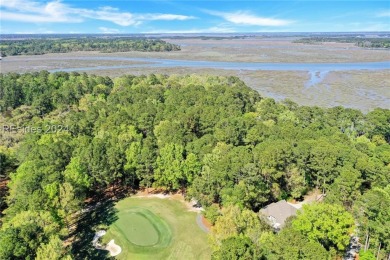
101,197,211,259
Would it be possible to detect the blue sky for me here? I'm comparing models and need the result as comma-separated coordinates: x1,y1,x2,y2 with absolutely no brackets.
0,1,389,34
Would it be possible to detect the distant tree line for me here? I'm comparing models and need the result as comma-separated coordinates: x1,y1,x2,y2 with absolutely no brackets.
0,72,389,259
294,37,390,48
0,38,180,57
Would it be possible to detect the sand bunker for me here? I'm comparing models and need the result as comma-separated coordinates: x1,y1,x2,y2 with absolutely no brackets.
93,230,122,257
106,239,122,256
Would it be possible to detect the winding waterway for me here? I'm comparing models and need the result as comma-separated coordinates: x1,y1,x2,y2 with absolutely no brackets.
46,57,390,87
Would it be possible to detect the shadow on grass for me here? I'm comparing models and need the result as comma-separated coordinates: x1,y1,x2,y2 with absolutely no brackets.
71,199,119,260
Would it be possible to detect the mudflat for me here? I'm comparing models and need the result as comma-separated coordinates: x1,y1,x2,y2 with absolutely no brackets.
1,37,389,112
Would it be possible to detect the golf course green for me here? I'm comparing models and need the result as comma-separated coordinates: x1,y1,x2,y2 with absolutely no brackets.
115,207,171,247
101,196,211,259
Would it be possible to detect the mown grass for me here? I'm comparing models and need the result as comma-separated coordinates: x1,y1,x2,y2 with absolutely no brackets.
101,197,211,260
111,208,169,247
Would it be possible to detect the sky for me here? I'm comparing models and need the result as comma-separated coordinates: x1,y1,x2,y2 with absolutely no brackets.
0,0,389,34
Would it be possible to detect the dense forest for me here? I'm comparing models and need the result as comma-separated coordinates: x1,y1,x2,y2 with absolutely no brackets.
0,38,180,57
0,72,389,259
294,37,390,48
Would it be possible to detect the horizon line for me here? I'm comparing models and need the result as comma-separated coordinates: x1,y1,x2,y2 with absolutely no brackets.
1,31,390,35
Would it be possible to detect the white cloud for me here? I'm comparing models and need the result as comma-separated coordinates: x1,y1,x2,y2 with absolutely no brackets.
0,0,80,23
140,14,195,21
206,10,293,26
0,0,42,13
377,11,390,17
76,8,140,26
143,26,236,34
0,11,80,23
206,26,236,33
99,27,120,34
0,0,195,26
99,6,120,12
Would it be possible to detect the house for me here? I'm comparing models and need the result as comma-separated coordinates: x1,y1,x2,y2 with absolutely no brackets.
259,200,298,230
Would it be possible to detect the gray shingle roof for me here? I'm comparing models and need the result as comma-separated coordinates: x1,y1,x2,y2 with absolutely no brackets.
259,200,298,228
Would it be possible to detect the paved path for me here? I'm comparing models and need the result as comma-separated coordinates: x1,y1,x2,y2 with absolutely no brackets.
196,214,210,233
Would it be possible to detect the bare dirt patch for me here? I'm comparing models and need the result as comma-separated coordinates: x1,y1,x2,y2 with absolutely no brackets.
133,188,204,213
200,215,212,230
0,179,9,215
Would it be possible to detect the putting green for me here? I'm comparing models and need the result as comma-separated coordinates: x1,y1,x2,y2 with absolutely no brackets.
111,207,172,248
102,197,211,259
117,212,159,246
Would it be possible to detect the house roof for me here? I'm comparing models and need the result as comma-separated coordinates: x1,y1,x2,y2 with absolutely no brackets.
259,200,298,228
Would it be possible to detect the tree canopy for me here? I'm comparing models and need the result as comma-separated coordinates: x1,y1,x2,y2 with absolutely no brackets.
0,71,389,259
0,38,180,56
